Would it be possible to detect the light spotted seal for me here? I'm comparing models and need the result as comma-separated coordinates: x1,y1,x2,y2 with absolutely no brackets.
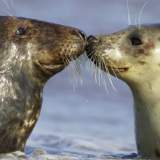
86,25,160,159
0,16,86,153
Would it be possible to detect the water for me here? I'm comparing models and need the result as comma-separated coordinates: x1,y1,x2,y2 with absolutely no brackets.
0,0,159,159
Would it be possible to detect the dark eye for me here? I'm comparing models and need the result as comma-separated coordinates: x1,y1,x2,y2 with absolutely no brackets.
130,36,143,46
16,27,27,36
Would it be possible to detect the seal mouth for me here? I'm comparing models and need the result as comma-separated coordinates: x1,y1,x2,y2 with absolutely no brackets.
108,66,129,72
86,35,130,73
42,63,63,71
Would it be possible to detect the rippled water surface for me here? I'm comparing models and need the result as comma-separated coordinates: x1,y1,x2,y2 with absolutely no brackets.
0,0,159,159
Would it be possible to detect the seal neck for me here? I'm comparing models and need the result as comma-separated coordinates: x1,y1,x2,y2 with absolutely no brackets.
129,78,160,158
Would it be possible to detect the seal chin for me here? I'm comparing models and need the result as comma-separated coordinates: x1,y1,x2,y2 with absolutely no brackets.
41,63,64,75
95,58,129,74
35,61,65,76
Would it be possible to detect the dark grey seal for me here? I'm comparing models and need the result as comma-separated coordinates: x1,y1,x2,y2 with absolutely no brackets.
0,16,86,153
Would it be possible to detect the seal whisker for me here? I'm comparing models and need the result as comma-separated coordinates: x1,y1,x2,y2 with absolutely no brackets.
10,0,14,11
74,57,84,85
95,59,102,86
0,0,13,16
92,59,98,84
100,59,110,89
87,55,110,92
71,60,83,86
100,59,109,91
85,53,93,72
102,59,110,90
138,0,151,29
103,60,117,91
92,58,100,85
97,57,102,86
108,59,119,78
126,0,131,26
8,0,16,16
65,55,84,89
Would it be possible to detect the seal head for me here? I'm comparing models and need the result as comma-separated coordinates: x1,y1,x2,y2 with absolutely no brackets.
87,25,159,84
3,16,86,80
0,16,86,153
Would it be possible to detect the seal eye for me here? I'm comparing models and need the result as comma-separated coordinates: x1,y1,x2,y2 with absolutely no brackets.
16,27,27,36
130,36,143,46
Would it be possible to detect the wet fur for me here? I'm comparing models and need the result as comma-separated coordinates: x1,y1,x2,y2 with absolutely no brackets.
0,16,86,153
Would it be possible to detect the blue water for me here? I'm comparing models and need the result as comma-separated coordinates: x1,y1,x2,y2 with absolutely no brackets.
0,0,159,159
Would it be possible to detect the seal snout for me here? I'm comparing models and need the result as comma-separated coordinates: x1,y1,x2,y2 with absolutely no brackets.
87,35,97,43
78,30,87,41
86,35,98,58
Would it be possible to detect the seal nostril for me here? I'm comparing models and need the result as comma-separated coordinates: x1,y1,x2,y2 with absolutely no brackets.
78,30,87,40
87,35,97,42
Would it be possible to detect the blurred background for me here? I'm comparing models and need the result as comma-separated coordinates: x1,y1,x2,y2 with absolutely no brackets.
1,0,160,159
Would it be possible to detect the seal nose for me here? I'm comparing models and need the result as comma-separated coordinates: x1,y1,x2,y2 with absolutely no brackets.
87,35,97,43
78,30,87,41
86,35,98,58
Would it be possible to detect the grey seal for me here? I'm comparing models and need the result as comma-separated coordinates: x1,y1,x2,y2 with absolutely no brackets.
0,16,86,153
86,25,160,159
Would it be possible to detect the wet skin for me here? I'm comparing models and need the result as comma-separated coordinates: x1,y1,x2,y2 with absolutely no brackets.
0,16,86,153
